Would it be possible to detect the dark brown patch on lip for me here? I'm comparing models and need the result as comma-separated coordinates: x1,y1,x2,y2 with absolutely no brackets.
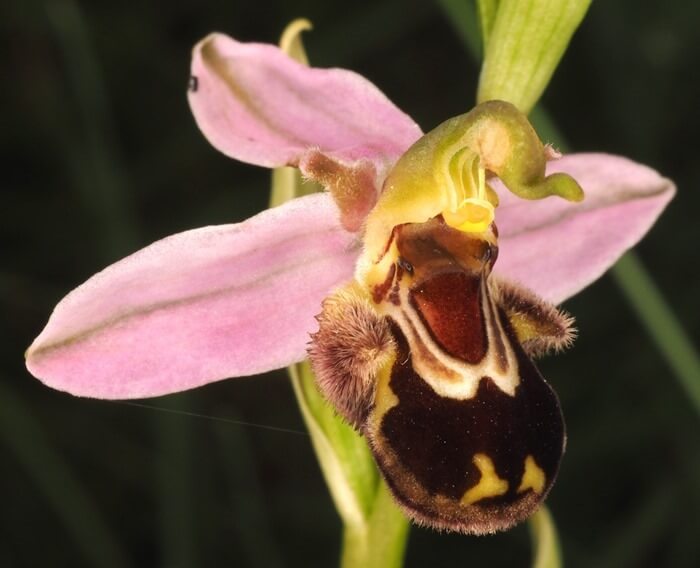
399,317,462,382
380,316,564,502
410,271,487,364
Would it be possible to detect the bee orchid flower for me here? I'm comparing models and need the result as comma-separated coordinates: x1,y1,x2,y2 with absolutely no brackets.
26,32,674,408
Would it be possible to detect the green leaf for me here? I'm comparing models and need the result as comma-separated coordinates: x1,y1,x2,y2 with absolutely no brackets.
477,0,592,114
612,253,700,417
529,505,562,568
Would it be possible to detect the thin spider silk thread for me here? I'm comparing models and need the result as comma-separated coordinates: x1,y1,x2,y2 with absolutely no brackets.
111,400,309,436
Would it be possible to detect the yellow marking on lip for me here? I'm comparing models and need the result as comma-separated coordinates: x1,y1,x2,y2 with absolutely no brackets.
517,455,546,494
461,453,509,505
372,353,399,422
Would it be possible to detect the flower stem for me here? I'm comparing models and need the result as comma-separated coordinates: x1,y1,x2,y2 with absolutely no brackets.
289,362,410,567
529,505,562,568
341,481,410,568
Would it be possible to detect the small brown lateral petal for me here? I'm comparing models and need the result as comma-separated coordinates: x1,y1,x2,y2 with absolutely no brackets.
308,286,395,429
490,277,576,358
300,150,379,232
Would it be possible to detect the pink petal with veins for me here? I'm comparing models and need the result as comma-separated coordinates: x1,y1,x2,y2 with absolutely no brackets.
494,153,675,304
188,33,421,171
26,194,358,399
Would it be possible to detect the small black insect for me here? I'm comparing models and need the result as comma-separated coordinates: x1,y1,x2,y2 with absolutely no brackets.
188,75,199,93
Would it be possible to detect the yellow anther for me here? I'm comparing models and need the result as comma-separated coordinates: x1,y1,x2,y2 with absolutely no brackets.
443,198,495,233
442,163,494,234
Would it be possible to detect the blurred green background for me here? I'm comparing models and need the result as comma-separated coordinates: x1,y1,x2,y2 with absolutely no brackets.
3,1,699,566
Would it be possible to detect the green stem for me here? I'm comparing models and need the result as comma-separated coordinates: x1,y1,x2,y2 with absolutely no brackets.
341,482,410,568
289,363,410,567
289,363,378,525
611,253,700,416
529,506,562,568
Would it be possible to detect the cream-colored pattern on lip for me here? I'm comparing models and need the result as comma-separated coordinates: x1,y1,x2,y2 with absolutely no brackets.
380,277,520,401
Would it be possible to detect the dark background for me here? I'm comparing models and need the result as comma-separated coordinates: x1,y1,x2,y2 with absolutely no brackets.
2,1,699,567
